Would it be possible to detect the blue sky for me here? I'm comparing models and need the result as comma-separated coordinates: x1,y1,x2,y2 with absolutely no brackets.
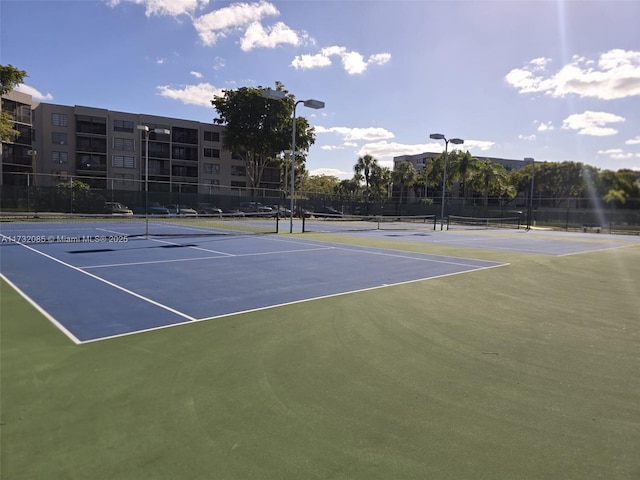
2,0,639,178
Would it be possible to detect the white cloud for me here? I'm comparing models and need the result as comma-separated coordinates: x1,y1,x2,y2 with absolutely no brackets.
562,111,625,136
193,0,279,46
15,84,53,101
190,71,203,78
597,149,635,160
212,57,226,70
536,121,554,132
357,141,433,159
107,0,209,17
156,82,224,106
308,168,352,179
291,46,391,75
240,21,307,51
505,49,640,100
315,126,395,142
519,134,536,141
463,140,495,152
626,135,640,145
156,58,166,64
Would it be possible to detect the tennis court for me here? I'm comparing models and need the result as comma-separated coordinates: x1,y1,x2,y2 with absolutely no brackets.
300,214,639,256
0,219,504,343
3,212,639,480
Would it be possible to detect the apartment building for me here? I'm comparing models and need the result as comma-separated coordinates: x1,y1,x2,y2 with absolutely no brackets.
1,91,279,194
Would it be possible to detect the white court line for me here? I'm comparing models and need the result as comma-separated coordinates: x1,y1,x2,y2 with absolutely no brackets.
2,238,196,322
80,245,336,269
1,272,82,345
80,262,509,344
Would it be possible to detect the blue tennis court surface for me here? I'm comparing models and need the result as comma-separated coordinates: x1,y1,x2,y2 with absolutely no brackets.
337,227,640,256
0,235,505,343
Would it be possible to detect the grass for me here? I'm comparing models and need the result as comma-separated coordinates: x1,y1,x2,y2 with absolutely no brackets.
1,233,639,479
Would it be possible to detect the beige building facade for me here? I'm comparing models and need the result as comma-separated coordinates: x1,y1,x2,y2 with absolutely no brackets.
1,91,279,195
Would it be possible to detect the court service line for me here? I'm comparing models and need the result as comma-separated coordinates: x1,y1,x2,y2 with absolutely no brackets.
80,246,336,269
7,240,197,322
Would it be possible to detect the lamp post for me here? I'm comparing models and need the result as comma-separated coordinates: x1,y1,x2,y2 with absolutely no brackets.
525,157,535,230
430,133,464,230
262,88,325,233
137,125,170,237
27,149,37,215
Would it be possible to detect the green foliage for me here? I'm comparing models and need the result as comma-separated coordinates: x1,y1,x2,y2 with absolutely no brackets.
211,82,316,189
0,64,28,142
302,174,340,194
0,64,27,96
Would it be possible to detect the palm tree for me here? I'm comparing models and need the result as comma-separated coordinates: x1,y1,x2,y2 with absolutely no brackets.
354,154,378,199
448,150,478,205
370,165,392,202
392,161,416,206
470,159,510,207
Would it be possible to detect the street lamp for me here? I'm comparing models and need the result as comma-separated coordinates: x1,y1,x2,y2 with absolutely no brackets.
137,125,170,237
27,149,37,214
524,157,535,230
262,88,325,233
430,133,464,230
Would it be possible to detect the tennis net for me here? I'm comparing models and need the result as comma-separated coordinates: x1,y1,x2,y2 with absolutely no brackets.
446,215,522,230
0,212,278,244
302,214,437,233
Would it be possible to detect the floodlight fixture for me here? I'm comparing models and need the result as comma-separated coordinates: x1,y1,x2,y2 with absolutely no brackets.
430,133,464,230
263,90,325,233
303,99,325,109
261,88,287,100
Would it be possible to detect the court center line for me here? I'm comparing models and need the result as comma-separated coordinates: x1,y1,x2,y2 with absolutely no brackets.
6,239,196,322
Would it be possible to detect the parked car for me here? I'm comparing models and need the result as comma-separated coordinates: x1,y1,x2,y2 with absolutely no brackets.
197,203,223,215
270,204,292,216
133,202,170,215
104,202,133,215
310,206,342,217
165,204,198,216
238,202,275,216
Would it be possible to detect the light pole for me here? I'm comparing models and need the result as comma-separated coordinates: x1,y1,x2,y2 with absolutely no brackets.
525,157,535,230
27,149,37,215
430,133,464,230
262,88,325,233
137,125,170,237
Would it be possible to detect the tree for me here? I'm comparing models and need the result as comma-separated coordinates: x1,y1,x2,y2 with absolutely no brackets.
369,165,392,202
1,64,28,142
392,161,416,205
211,82,316,191
448,150,478,205
354,154,378,199
470,159,511,206
302,174,340,195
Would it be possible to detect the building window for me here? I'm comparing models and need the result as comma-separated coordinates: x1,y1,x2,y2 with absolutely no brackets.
51,113,68,127
52,151,68,164
204,148,220,158
113,173,135,187
113,119,134,132
204,131,220,142
231,165,246,176
76,115,107,135
113,155,135,168
172,126,198,145
114,137,134,151
52,132,68,145
204,179,220,189
203,163,220,174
